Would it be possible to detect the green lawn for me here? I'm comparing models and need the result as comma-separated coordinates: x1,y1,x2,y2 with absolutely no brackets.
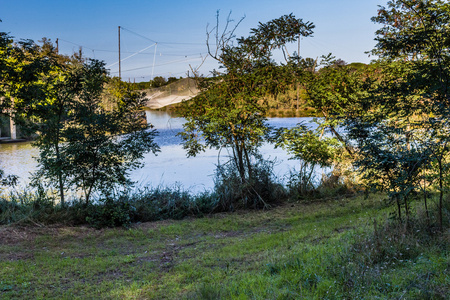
0,195,448,299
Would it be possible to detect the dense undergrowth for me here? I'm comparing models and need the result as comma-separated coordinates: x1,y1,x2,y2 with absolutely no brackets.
0,160,352,228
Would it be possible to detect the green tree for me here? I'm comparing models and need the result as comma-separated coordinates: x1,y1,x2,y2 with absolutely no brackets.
63,60,159,203
5,38,85,205
151,76,166,88
180,13,314,183
1,35,160,205
347,0,450,227
0,31,54,190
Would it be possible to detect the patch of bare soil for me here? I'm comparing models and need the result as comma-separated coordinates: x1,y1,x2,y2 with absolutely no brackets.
0,226,48,245
131,219,175,230
0,225,102,246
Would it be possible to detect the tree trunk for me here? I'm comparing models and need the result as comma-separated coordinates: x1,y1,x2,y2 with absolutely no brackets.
54,143,65,206
329,125,354,157
438,159,443,231
243,144,252,179
423,177,430,226
233,138,246,183
404,195,410,225
396,194,402,222
58,173,65,207
322,110,354,157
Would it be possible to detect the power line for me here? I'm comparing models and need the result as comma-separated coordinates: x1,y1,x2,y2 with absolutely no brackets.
106,43,157,68
120,27,207,46
110,56,203,74
57,38,207,55
120,27,158,44
135,70,187,79
56,28,211,78
57,38,94,51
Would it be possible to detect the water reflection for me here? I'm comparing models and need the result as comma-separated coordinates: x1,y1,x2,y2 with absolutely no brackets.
0,111,315,193
0,142,38,187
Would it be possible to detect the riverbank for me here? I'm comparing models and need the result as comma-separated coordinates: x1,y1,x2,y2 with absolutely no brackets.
0,194,447,299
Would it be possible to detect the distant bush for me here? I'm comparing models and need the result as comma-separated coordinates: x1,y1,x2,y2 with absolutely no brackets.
286,166,359,202
85,193,132,228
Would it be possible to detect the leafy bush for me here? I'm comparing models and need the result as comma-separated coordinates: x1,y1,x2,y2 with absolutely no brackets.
0,188,54,225
85,194,132,229
128,186,215,222
285,168,318,199
212,159,286,211
286,168,357,201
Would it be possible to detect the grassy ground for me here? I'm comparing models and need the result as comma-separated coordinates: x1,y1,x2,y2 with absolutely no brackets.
0,195,448,299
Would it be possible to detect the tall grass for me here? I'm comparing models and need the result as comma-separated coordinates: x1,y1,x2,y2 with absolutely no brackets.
212,159,287,211
0,159,288,228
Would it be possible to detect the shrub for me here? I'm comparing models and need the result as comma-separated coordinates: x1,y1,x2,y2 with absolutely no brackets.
286,168,358,202
85,193,132,229
0,188,55,225
128,186,215,222
212,159,286,211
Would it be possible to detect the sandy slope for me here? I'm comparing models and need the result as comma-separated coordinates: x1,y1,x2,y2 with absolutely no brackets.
143,78,198,109
144,94,196,109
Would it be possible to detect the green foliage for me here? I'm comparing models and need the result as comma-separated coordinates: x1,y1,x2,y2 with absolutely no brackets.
0,34,159,205
347,0,450,227
270,120,361,201
61,60,160,204
372,0,450,65
180,13,314,183
302,56,372,157
86,194,132,229
0,169,18,188
151,76,167,88
272,122,341,168
123,76,181,91
212,158,286,211
126,186,214,222
0,188,55,225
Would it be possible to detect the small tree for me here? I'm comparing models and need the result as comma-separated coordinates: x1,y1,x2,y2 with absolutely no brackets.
272,123,342,195
0,33,66,196
62,60,160,204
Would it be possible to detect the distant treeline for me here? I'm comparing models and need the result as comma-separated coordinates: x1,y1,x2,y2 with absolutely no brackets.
127,76,182,90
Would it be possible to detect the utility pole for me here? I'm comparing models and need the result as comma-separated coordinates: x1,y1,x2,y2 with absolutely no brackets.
118,26,121,79
56,38,59,54
296,35,301,111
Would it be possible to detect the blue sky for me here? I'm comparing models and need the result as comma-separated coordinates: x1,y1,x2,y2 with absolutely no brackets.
1,0,387,82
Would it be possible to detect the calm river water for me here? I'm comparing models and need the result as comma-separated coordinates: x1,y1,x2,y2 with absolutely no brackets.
0,111,317,193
